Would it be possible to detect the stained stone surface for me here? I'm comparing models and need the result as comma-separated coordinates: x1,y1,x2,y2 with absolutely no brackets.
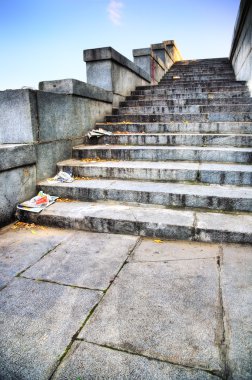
23,231,138,290
130,239,219,262
221,244,252,379
79,259,223,374
0,225,72,289
53,341,219,380
0,277,102,380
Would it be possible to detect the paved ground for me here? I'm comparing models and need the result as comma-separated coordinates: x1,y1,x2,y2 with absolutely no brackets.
0,222,251,380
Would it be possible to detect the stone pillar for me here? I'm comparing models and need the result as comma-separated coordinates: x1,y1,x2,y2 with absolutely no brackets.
133,48,166,84
83,47,151,106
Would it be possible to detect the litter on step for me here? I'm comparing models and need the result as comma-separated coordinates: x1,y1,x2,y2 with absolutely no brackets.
17,191,58,213
48,171,74,183
87,128,112,138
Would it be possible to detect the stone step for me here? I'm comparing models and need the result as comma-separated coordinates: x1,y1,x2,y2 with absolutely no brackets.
97,133,252,147
105,112,252,123
16,201,252,244
72,145,252,164
121,98,252,107
97,121,252,134
38,179,252,212
128,91,251,100
160,75,236,82
136,82,246,91
132,86,249,96
174,58,230,65
113,104,252,115
57,159,252,186
167,68,234,74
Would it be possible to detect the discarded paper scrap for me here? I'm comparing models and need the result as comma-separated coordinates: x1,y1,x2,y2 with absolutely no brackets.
48,171,74,184
87,128,112,139
17,191,58,213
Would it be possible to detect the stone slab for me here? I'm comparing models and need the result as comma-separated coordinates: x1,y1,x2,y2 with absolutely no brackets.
53,341,219,380
0,143,36,171
23,231,137,290
0,89,38,144
83,47,151,82
221,243,252,379
0,165,36,227
0,225,72,289
0,277,102,380
39,79,113,103
79,260,223,374
130,239,219,262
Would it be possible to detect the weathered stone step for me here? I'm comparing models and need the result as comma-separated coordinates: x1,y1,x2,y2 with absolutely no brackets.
136,82,246,91
57,159,252,186
128,91,251,100
105,112,252,123
72,145,252,164
132,86,249,96
167,68,234,74
160,75,236,82
38,179,252,212
113,104,252,115
97,133,252,147
121,98,252,107
97,121,252,134
16,201,252,244
174,58,230,65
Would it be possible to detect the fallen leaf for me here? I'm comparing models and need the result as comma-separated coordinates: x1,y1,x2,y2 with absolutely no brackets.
153,239,164,243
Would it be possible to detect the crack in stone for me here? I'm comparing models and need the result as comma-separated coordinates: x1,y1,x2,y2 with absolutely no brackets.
79,339,223,379
216,245,230,380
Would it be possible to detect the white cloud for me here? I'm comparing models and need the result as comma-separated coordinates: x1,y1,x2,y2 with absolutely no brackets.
108,0,124,26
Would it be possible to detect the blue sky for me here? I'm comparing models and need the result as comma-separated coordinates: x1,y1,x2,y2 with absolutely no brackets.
0,0,240,90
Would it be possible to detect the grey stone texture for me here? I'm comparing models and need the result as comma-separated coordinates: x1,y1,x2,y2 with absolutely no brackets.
221,244,252,379
0,165,36,227
0,226,72,289
53,341,219,380
23,231,137,290
79,259,223,373
0,143,36,171
39,79,113,103
133,48,166,84
84,47,151,105
0,89,38,144
230,0,252,94
0,277,102,380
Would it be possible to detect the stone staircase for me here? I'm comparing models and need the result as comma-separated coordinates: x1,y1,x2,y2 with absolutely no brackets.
18,58,252,243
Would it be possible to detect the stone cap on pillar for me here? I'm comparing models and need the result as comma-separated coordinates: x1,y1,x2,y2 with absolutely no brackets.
163,40,183,61
132,48,166,71
83,47,151,82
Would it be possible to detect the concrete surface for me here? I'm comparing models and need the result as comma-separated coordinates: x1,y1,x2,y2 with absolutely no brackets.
0,144,36,171
0,223,251,379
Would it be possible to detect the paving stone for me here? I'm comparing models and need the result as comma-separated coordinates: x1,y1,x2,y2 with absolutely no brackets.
79,260,223,374
53,341,219,380
0,277,102,380
0,225,72,289
23,230,138,290
130,238,219,262
221,244,252,379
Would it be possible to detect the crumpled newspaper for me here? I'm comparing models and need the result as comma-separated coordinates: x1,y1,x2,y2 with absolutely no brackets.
49,171,74,183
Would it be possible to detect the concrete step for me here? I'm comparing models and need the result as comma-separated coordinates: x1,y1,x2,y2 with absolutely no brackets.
132,86,249,96
174,58,230,65
96,133,252,147
57,159,252,186
38,179,252,212
97,121,252,134
160,75,236,82
136,82,246,91
105,112,252,123
167,68,234,74
16,201,252,244
113,104,252,115
127,91,251,101
72,145,252,164
120,98,252,107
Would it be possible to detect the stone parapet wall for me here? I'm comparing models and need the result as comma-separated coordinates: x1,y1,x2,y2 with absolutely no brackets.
230,0,252,95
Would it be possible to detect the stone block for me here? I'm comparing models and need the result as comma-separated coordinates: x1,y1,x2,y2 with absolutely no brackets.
0,144,36,171
23,230,137,290
133,48,166,84
39,79,113,103
0,165,36,227
84,47,151,100
0,89,38,144
0,277,102,379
